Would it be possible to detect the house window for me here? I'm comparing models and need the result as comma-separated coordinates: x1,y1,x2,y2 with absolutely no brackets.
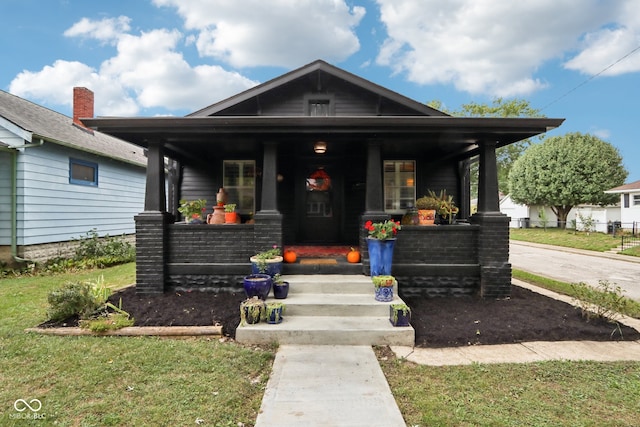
69,158,98,186
223,160,255,214
304,94,334,116
634,195,640,206
383,160,416,213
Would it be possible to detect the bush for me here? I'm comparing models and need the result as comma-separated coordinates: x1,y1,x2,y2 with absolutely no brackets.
47,282,101,321
570,280,629,323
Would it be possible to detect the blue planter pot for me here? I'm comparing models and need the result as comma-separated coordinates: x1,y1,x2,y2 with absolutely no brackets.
367,238,396,276
243,274,272,300
273,282,289,299
250,256,283,277
266,306,284,324
389,305,411,327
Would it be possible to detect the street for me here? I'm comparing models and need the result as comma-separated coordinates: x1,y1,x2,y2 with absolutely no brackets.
509,241,640,302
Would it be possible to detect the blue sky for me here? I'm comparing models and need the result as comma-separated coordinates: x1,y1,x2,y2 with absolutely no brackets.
2,0,639,181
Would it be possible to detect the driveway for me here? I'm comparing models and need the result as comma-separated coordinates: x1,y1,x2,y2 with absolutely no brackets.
509,241,640,302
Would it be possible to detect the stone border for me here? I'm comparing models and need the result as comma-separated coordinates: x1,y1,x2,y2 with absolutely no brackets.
26,325,222,337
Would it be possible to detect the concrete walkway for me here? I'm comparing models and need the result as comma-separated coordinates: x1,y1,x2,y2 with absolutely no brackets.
255,345,405,427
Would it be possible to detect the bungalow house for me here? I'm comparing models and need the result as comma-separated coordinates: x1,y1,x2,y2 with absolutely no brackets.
0,88,147,267
85,60,564,298
606,180,640,233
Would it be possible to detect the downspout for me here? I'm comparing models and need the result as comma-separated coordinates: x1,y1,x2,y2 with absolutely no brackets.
1,139,45,263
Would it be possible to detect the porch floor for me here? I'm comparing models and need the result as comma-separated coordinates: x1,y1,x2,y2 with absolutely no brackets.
283,246,362,275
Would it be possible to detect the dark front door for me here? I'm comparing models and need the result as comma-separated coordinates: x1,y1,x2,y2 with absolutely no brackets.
297,161,342,243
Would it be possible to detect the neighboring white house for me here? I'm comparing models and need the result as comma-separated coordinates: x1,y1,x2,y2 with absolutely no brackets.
499,194,620,233
0,88,147,266
605,180,640,233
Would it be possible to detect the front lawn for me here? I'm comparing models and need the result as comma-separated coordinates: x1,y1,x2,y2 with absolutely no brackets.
0,263,275,426
510,228,621,252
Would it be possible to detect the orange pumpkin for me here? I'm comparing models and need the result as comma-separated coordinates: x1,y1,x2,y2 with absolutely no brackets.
283,250,297,263
347,247,360,263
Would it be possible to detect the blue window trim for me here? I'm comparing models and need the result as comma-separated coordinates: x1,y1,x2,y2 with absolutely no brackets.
69,158,98,186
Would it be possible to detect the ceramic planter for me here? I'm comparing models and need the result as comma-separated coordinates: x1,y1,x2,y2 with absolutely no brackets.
389,304,411,327
250,256,284,277
243,274,272,300
366,238,396,277
240,299,265,325
265,303,285,324
273,282,289,299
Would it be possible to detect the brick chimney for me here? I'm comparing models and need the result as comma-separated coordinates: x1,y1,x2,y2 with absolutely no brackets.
73,87,94,127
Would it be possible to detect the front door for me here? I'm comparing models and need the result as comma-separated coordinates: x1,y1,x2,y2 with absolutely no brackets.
297,162,341,243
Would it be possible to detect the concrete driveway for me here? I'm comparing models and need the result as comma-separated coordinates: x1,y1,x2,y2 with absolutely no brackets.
509,240,640,302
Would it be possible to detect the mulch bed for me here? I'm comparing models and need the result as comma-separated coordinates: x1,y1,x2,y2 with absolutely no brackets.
40,285,640,347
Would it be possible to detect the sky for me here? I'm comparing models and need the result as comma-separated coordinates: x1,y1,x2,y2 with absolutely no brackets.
2,0,639,182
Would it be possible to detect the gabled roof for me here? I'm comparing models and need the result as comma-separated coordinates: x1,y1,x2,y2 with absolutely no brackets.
188,59,448,117
605,180,640,193
0,90,146,167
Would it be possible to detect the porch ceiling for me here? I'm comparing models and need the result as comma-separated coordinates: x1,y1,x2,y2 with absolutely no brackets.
83,115,564,162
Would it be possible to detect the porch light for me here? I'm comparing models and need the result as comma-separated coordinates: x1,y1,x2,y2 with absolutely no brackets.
314,141,327,154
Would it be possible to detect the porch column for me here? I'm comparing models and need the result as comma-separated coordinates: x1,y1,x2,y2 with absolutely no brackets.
470,140,511,298
361,141,390,275
255,141,283,251
135,138,169,294
476,140,499,213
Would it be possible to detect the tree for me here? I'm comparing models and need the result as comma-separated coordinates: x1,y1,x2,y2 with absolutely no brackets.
428,98,543,196
508,132,627,228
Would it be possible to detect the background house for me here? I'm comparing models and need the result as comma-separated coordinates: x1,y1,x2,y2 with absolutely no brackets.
0,88,147,267
500,194,620,233
606,180,640,233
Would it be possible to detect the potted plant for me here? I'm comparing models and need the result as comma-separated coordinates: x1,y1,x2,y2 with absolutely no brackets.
178,199,207,224
429,189,459,224
250,245,283,276
272,274,289,299
389,303,411,327
372,275,396,302
364,220,401,276
265,302,285,324
415,195,439,225
240,297,265,325
243,273,272,300
224,203,237,224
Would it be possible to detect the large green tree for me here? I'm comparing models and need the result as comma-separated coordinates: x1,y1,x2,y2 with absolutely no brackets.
508,132,627,228
428,98,543,196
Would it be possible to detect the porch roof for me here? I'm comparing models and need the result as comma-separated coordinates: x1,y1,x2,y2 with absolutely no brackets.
83,115,564,162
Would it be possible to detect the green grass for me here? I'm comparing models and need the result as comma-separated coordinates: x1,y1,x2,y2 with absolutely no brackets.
510,228,621,252
379,351,640,427
0,263,275,426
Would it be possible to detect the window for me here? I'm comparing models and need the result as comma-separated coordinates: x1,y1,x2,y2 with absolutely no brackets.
383,160,416,213
634,194,640,206
624,194,630,208
223,160,255,214
69,158,98,186
305,94,334,116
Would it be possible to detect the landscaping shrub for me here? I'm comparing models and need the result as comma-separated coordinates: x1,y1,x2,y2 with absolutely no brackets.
47,281,102,321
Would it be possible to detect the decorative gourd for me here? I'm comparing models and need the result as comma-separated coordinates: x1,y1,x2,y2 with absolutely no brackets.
283,250,297,263
347,247,360,263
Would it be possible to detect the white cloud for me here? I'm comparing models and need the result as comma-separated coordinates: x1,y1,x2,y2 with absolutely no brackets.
10,17,258,116
564,1,640,76
63,16,131,44
374,0,639,97
153,0,365,68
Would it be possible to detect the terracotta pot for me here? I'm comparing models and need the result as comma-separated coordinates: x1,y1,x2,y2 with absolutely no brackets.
224,212,238,223
418,209,436,225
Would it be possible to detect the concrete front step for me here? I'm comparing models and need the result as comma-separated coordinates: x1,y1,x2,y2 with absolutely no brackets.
237,274,415,346
235,315,415,346
282,274,396,295
278,293,404,317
